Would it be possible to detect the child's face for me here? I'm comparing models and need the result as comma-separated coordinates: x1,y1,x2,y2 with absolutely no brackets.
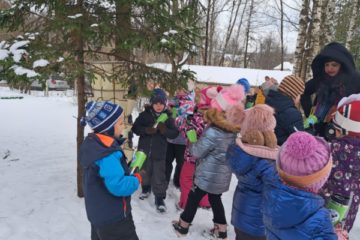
153,102,165,113
325,61,341,77
114,114,125,138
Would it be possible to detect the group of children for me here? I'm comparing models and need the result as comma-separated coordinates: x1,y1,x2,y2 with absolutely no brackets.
79,42,360,240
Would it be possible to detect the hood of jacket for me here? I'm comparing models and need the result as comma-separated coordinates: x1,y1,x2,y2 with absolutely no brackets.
263,181,325,229
266,90,295,113
205,108,240,133
312,42,355,80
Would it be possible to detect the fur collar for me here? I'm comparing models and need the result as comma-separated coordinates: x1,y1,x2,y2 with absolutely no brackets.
205,108,240,133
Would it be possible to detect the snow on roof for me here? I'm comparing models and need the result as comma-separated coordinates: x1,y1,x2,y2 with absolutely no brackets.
273,61,294,71
150,63,292,86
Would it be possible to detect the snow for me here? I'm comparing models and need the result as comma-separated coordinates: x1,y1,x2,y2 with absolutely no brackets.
273,61,294,71
0,86,359,240
150,63,293,86
11,65,39,78
33,59,49,68
67,14,83,19
0,49,9,60
9,40,30,62
90,24,98,28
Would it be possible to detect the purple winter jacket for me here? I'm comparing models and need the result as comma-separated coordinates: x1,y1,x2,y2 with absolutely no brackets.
321,136,360,232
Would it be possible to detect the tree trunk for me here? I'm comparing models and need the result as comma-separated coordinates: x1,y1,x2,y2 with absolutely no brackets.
208,0,216,65
75,0,86,198
280,0,284,71
115,2,131,60
218,0,242,66
204,0,211,65
321,0,336,46
304,0,322,81
293,0,310,77
243,0,254,68
231,0,248,67
345,0,359,49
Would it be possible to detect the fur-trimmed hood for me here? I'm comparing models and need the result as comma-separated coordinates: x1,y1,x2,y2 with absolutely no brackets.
205,108,240,133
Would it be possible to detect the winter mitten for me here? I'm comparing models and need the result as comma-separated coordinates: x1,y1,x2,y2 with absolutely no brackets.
133,173,142,184
145,127,157,135
157,122,166,135
304,114,318,129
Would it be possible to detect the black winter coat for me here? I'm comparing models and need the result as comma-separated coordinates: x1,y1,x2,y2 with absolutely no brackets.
301,42,360,117
266,90,304,145
131,106,179,161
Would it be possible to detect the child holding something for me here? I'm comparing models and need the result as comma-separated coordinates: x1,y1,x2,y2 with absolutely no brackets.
80,101,141,240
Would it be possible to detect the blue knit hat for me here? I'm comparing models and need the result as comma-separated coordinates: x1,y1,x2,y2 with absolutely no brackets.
82,101,123,133
150,88,167,105
236,78,251,93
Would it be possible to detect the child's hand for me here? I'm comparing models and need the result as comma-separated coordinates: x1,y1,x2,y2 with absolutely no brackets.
335,224,349,240
157,122,166,134
145,127,157,135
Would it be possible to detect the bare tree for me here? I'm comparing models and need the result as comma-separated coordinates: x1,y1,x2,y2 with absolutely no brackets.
244,0,255,68
345,0,360,49
293,0,310,77
218,0,242,66
321,0,336,46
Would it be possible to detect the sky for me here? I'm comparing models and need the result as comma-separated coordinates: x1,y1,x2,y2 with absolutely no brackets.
1,82,360,240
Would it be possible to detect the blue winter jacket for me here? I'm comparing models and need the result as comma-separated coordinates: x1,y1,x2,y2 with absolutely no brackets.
226,144,277,237
80,133,140,227
263,178,337,239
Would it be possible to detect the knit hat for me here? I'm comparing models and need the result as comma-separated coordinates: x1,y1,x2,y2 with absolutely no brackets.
197,85,223,110
278,75,305,99
83,101,123,134
333,93,360,137
236,78,251,93
210,84,245,111
277,131,332,193
150,88,167,105
240,104,276,136
177,92,195,117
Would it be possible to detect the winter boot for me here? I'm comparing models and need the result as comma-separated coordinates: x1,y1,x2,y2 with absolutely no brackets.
139,186,151,200
205,223,228,240
155,196,167,213
172,218,190,237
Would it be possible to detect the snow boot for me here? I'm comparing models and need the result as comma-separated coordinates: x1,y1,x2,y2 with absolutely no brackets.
204,223,228,239
172,218,190,237
155,196,167,213
139,186,151,200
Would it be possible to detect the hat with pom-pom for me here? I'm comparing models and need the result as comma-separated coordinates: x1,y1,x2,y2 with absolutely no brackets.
277,131,332,193
211,84,245,111
333,93,360,137
240,104,276,136
197,85,223,110
236,78,251,93
278,75,304,99
82,101,123,134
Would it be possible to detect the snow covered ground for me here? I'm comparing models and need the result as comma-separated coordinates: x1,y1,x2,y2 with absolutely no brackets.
0,87,359,240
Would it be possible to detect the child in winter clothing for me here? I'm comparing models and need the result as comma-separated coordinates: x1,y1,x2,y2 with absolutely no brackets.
262,131,337,240
80,101,141,240
175,87,217,209
165,90,190,189
226,104,279,240
321,94,360,236
131,88,179,213
173,84,245,239
266,75,305,145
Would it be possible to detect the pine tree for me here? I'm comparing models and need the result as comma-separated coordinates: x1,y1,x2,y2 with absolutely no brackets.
0,0,201,197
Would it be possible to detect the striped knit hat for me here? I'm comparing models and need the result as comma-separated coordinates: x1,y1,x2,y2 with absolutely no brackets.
333,94,360,137
83,101,123,134
278,75,305,99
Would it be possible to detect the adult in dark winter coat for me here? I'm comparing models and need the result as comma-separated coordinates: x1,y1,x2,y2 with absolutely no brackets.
131,88,179,213
266,75,305,145
301,42,360,138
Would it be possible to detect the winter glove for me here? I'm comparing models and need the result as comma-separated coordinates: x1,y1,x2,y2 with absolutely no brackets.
335,224,349,240
133,172,142,184
186,129,197,143
145,127,157,135
157,122,166,135
304,114,318,129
